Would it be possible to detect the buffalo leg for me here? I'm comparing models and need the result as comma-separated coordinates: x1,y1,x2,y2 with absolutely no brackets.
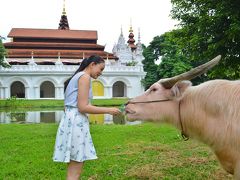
233,162,240,180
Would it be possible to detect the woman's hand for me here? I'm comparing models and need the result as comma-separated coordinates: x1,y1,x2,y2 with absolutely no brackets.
108,107,121,115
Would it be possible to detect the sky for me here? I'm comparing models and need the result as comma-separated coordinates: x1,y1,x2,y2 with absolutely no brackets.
0,0,178,52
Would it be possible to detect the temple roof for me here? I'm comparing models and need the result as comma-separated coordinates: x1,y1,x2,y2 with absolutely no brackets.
4,42,105,49
4,28,117,60
8,28,98,40
6,49,115,59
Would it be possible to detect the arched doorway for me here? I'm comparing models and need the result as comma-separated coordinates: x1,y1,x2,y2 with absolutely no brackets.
40,81,55,98
112,81,126,97
92,80,104,96
11,81,25,98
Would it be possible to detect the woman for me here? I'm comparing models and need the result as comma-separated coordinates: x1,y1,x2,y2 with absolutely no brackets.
53,55,121,179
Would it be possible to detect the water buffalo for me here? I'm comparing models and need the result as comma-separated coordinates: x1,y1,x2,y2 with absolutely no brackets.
125,55,240,179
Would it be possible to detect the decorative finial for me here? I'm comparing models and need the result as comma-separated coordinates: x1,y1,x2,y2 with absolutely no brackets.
58,0,69,30
31,51,34,60
56,52,63,65
138,28,141,43
62,0,66,15
106,53,110,65
129,18,133,33
127,19,136,51
29,51,37,65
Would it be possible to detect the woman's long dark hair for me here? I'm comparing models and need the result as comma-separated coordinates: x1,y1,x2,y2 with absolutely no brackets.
64,55,104,92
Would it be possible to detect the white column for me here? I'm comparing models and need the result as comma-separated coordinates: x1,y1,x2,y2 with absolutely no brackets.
59,86,64,99
0,88,3,99
28,86,35,99
55,86,64,99
25,87,30,99
127,85,132,98
34,86,40,99
105,86,112,98
55,87,59,99
4,87,9,99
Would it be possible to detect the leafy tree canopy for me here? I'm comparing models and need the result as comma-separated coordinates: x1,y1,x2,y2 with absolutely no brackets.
0,37,10,68
170,0,240,79
142,0,240,89
155,31,192,79
141,45,159,89
142,30,194,89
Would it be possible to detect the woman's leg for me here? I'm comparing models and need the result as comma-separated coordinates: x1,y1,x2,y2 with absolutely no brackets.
67,160,84,180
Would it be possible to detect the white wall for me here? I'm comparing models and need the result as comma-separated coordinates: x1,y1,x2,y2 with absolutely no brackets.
0,63,146,99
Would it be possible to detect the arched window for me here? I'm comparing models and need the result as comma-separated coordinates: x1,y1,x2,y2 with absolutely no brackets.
92,80,104,96
11,81,25,98
40,81,55,98
112,81,126,97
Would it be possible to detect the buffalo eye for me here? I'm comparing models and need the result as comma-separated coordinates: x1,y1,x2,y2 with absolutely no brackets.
151,88,157,92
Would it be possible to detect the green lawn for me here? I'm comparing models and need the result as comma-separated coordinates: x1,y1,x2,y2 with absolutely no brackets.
0,123,231,180
0,98,128,110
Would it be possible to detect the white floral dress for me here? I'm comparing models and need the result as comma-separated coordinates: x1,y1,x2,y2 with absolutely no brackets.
53,106,97,163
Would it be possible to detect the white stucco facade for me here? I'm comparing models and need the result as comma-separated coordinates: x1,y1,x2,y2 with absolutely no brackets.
0,59,146,99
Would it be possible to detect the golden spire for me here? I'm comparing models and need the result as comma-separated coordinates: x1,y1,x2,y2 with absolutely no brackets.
62,0,66,15
127,18,136,51
59,0,69,30
129,18,133,33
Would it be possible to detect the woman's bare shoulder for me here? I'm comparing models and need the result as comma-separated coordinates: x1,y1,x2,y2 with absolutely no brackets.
78,73,90,83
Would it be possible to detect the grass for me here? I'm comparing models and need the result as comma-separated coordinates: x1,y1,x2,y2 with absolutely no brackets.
0,99,64,109
0,98,128,110
0,123,232,179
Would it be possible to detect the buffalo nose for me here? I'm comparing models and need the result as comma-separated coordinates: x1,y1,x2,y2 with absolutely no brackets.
124,98,133,106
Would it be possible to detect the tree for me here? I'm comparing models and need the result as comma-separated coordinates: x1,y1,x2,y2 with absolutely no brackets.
170,0,240,79
141,45,159,89
0,37,10,68
155,31,192,79
142,30,195,89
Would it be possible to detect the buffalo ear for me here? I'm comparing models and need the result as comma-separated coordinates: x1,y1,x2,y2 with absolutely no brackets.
170,80,192,98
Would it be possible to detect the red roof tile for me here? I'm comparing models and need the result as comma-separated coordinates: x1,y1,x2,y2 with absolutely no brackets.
6,49,116,59
8,28,98,40
4,42,105,50
4,28,118,61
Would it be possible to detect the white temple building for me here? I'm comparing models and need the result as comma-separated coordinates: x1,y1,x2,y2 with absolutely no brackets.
0,4,145,100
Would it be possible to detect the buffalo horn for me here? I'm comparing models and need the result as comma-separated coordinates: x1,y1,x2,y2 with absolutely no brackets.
158,55,221,89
